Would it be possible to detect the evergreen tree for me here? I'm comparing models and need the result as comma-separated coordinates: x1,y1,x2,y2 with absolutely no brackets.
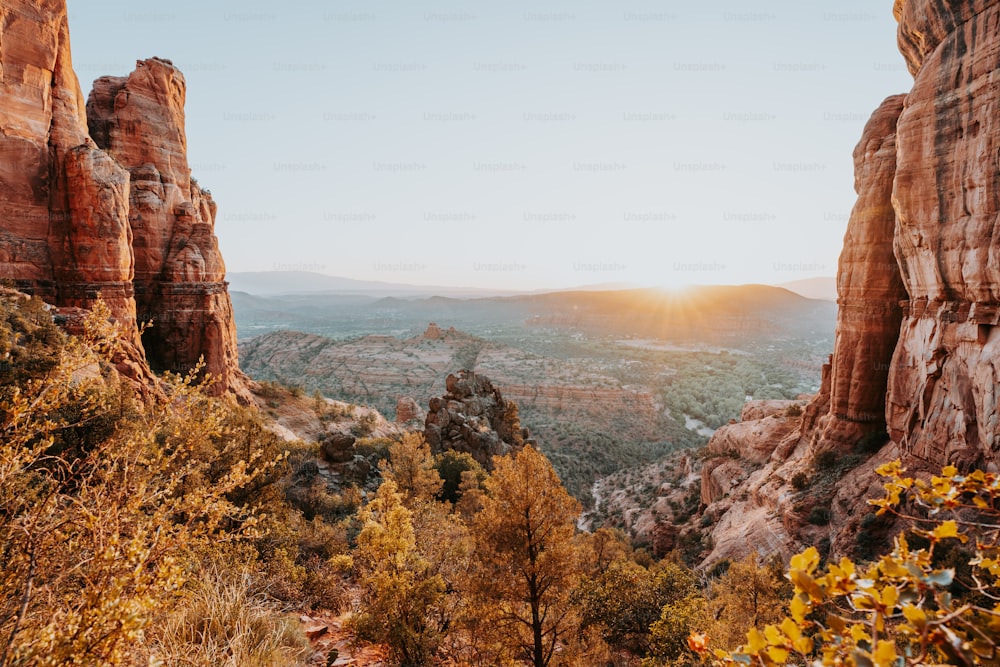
465,446,582,667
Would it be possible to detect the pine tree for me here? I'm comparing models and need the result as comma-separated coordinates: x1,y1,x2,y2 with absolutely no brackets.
465,446,582,667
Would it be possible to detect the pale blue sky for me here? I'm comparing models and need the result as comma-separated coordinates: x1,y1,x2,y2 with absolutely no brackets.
67,1,913,290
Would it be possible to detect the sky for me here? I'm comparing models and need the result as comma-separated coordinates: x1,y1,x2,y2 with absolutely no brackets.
67,1,914,291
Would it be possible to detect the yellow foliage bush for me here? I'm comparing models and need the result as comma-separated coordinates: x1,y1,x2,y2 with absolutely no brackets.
0,297,318,665
696,461,1000,667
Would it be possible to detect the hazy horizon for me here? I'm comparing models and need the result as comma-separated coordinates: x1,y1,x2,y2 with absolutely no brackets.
68,1,912,290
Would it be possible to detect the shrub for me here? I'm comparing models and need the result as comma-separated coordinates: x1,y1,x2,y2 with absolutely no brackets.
0,302,278,665
812,449,838,470
355,436,393,465
352,410,379,436
790,471,810,491
695,461,1000,667
806,506,830,525
784,403,803,418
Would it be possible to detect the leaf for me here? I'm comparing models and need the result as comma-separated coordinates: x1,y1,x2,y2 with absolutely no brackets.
790,595,808,623
766,646,789,663
926,569,954,587
876,461,903,477
747,628,767,653
780,617,801,641
881,585,898,610
826,614,846,633
849,624,871,643
901,604,926,628
793,636,814,655
932,520,960,540
790,569,825,601
790,547,820,575
873,639,898,667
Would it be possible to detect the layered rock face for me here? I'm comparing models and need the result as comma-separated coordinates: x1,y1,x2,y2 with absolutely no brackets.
0,1,246,399
0,1,138,335
424,370,530,468
690,2,1000,566
888,0,1000,465
86,58,245,398
811,95,908,451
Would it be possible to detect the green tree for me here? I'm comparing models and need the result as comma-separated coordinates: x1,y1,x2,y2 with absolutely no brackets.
577,557,699,655
465,446,583,667
433,449,486,504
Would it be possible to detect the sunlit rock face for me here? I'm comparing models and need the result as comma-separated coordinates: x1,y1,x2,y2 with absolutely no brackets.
0,0,137,332
888,0,1000,465
0,1,248,399
424,371,529,468
699,0,1000,564
87,57,247,399
810,95,908,453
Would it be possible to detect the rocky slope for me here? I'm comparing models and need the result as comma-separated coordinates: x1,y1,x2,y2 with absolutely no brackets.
0,1,246,399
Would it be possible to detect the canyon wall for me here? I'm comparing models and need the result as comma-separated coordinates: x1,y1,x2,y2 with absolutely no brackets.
0,1,138,333
0,2,247,399
694,0,1000,565
717,0,1000,470
810,94,908,451
86,58,243,393
888,0,1000,465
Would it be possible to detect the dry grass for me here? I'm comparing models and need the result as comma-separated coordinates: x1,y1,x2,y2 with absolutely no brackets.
151,564,312,667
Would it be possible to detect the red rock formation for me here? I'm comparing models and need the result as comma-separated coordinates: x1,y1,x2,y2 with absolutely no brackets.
811,95,908,451
695,2,1000,566
0,1,247,400
86,58,247,399
424,371,529,468
0,0,142,364
395,396,425,424
888,0,1000,465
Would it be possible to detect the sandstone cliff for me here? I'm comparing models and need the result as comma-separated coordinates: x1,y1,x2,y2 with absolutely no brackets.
888,0,1000,465
810,95,908,452
687,1,1000,567
0,1,247,400
86,57,245,399
0,1,138,334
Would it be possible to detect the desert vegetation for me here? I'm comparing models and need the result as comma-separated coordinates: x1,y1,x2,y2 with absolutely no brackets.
2,293,999,666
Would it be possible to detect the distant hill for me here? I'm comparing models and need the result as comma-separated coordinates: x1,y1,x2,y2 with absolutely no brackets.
509,285,836,342
227,271,522,298
780,277,837,302
232,283,837,347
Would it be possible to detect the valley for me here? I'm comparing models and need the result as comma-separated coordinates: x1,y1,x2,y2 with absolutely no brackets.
237,284,836,503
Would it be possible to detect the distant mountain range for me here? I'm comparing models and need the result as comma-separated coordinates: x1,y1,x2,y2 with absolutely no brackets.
227,271,519,298
229,270,837,301
231,275,837,347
